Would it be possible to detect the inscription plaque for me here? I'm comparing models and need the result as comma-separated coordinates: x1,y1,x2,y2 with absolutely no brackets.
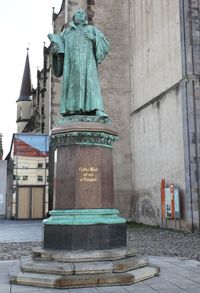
79,167,98,183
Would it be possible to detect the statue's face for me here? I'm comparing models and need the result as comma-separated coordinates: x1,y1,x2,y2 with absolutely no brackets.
73,9,86,24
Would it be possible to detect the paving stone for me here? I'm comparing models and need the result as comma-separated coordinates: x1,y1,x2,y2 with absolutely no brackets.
149,282,181,290
69,288,99,293
154,288,189,293
169,279,200,289
186,288,200,293
0,284,11,293
128,266,159,283
120,287,157,293
39,289,70,293
189,278,200,284
122,282,155,292
11,284,41,292
0,274,10,284
97,286,127,292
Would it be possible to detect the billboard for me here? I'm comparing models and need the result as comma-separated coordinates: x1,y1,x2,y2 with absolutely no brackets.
13,134,49,157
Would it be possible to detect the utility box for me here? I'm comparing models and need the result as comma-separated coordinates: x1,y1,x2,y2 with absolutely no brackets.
165,185,180,219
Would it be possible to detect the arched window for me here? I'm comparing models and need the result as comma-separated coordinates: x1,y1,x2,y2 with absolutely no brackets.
18,107,22,120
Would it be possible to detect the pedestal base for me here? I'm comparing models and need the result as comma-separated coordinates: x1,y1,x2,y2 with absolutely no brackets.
10,247,160,289
43,209,126,250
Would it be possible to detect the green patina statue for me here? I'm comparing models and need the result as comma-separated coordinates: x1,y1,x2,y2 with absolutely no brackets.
48,9,110,117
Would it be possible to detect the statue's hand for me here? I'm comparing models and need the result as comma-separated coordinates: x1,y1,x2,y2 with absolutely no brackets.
50,42,59,54
83,31,95,41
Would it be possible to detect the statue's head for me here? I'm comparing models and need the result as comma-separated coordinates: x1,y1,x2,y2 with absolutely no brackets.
73,9,87,25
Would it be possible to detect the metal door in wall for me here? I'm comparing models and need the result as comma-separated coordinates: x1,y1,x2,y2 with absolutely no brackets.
16,186,45,219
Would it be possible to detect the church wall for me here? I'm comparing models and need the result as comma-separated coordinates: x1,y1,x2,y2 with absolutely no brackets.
130,0,186,226
131,87,186,226
44,68,51,134
68,0,87,18
95,0,133,218
131,0,182,110
50,6,65,129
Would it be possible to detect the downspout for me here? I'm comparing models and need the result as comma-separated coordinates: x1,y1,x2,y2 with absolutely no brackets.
179,0,194,231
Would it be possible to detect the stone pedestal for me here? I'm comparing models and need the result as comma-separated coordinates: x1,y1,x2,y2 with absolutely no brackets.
43,118,127,250
10,117,160,288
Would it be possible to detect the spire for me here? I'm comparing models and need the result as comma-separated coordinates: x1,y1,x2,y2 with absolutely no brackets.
17,49,32,102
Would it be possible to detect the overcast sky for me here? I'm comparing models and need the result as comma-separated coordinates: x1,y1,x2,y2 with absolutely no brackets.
0,0,63,157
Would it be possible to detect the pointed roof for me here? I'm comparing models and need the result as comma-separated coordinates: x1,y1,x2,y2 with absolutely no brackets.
16,49,32,102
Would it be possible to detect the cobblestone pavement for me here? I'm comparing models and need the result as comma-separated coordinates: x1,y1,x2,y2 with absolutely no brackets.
0,223,200,260
127,225,200,260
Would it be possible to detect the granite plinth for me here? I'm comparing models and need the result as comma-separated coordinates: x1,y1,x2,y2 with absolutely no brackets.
43,223,127,250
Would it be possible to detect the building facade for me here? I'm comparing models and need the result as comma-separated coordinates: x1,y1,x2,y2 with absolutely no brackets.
7,134,49,219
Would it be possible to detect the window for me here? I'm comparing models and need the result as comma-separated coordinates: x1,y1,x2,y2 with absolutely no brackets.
38,163,43,169
18,107,22,119
22,175,28,181
37,175,43,182
13,175,21,180
46,162,49,168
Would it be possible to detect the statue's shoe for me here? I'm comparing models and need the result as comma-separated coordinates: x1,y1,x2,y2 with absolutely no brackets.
96,110,108,117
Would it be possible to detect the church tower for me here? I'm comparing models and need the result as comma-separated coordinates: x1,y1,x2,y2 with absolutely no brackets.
16,49,32,133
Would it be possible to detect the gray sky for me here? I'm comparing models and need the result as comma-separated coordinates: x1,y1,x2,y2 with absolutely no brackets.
0,0,63,156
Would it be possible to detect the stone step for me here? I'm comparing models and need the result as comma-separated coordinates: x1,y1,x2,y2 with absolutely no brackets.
10,266,159,289
129,266,160,283
113,256,148,272
21,258,74,275
10,272,62,288
32,247,137,262
10,271,133,288
21,256,148,275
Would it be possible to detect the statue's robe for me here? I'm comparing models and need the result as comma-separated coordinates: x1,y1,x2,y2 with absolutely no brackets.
48,21,110,116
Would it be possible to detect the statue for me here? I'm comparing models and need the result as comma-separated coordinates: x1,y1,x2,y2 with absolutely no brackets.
48,9,110,117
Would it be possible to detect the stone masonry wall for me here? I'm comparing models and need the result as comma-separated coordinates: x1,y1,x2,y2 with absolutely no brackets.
94,0,133,218
130,0,186,226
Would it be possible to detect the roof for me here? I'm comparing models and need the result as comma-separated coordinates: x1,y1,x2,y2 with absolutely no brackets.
16,50,32,102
